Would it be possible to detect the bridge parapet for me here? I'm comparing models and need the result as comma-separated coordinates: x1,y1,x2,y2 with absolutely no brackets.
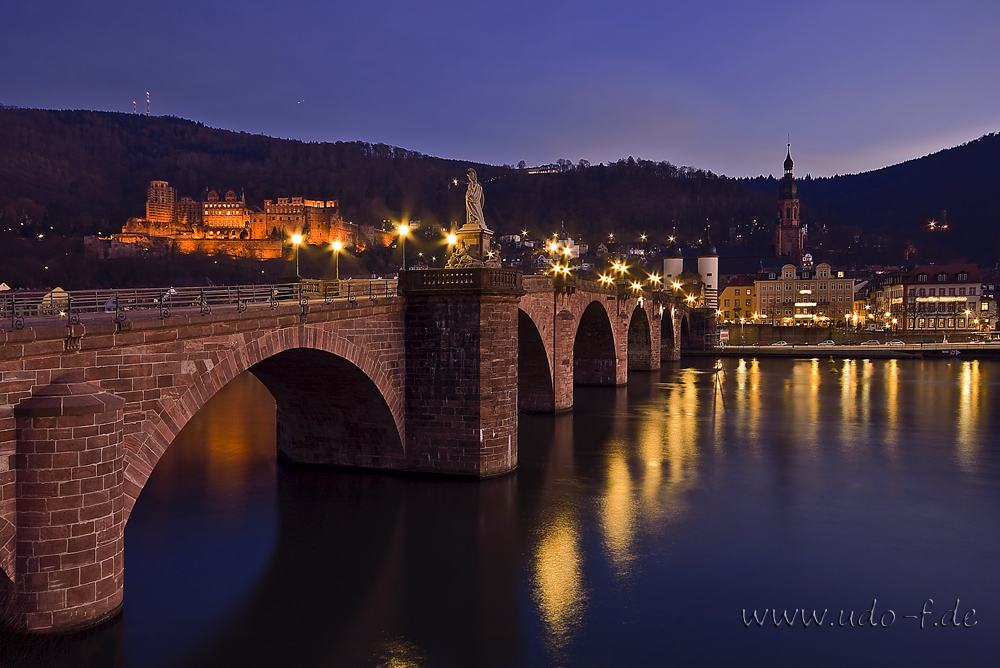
398,268,522,295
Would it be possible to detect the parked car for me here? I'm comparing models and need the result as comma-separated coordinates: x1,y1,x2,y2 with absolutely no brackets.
798,341,813,346
888,339,906,346
770,341,789,346
817,340,836,346
861,339,881,346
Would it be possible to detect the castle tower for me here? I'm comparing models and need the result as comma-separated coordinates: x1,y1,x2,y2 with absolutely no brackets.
697,242,719,309
775,146,803,265
146,181,176,225
663,245,683,286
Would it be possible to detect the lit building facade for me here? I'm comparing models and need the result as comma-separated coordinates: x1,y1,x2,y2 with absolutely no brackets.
753,261,855,326
719,283,756,322
901,264,982,333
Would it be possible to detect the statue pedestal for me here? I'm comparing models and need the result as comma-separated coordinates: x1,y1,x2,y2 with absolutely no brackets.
455,223,495,263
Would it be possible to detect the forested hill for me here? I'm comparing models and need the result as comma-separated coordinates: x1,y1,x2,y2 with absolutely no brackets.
1,106,998,269
0,106,771,244
741,132,1000,264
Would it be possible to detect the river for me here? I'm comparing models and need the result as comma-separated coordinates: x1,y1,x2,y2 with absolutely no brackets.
8,357,1000,666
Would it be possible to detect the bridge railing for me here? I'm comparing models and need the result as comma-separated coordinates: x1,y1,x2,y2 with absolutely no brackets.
1,279,398,330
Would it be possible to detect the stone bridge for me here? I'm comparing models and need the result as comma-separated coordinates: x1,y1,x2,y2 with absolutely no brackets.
0,269,692,632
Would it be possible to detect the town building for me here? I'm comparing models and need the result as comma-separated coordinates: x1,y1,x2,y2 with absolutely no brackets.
753,258,855,326
718,283,756,322
900,264,981,334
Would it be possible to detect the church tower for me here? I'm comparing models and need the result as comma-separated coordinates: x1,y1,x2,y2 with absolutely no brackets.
775,146,803,264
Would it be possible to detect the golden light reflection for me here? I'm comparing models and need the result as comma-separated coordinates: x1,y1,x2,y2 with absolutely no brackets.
372,638,426,668
885,359,899,450
957,360,981,471
533,514,587,650
156,372,276,503
733,358,761,445
600,452,637,575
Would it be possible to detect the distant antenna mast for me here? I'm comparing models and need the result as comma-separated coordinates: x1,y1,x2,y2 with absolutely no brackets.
146,92,150,117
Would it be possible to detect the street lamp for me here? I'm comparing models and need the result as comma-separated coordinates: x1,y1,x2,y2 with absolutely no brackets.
291,234,302,278
398,224,409,271
331,240,342,282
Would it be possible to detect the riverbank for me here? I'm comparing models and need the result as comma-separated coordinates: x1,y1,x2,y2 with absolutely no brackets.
689,341,1000,359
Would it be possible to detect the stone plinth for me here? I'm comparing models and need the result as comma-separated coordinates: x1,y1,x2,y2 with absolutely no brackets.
12,376,125,632
400,269,524,477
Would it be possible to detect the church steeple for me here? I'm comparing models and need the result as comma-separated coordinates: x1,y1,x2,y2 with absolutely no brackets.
775,145,803,265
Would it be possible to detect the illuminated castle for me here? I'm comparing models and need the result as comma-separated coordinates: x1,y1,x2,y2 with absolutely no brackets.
95,181,380,259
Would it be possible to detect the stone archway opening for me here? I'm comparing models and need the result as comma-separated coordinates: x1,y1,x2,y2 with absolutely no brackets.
573,301,617,386
662,311,677,360
680,315,691,349
249,348,403,467
627,305,652,371
518,309,554,413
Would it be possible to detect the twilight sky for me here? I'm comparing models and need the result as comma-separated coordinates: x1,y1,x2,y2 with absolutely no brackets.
3,1,998,177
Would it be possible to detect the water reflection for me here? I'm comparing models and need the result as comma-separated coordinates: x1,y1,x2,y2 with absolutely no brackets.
957,360,982,471
25,359,1000,667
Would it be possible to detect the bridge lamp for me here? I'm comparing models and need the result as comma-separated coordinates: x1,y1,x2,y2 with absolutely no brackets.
331,240,342,282
599,274,613,286
549,241,559,254
671,281,681,291
630,281,643,292
446,233,457,246
647,273,662,286
398,224,410,271
291,234,303,278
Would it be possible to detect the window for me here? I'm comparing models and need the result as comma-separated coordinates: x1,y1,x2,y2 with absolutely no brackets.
746,299,752,307
908,288,915,297
949,288,956,296
735,289,741,296
918,274,928,282
929,288,936,296
948,318,955,328
937,273,948,282
918,318,925,328
970,287,976,295
959,319,966,328
919,288,926,296
959,288,966,296
982,302,989,312
958,272,968,281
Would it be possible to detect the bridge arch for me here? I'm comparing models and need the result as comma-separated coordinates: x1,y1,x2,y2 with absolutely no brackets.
518,309,555,413
627,304,652,370
123,326,404,523
573,301,618,386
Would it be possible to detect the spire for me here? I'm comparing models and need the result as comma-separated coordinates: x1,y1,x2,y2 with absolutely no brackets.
784,143,794,176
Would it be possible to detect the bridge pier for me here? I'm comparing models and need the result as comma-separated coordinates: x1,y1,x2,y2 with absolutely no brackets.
9,376,125,633
400,269,525,477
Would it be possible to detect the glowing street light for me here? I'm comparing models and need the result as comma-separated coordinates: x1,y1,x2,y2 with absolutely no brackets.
331,240,342,281
398,224,409,271
447,233,457,245
599,274,613,286
291,234,302,278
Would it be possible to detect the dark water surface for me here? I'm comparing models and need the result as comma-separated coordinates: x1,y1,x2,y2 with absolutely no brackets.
16,357,1000,666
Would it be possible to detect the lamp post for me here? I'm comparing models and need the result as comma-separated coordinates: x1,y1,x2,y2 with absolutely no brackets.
331,240,342,282
291,234,302,278
398,224,409,271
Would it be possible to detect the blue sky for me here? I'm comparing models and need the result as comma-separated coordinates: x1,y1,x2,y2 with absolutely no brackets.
3,0,998,177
